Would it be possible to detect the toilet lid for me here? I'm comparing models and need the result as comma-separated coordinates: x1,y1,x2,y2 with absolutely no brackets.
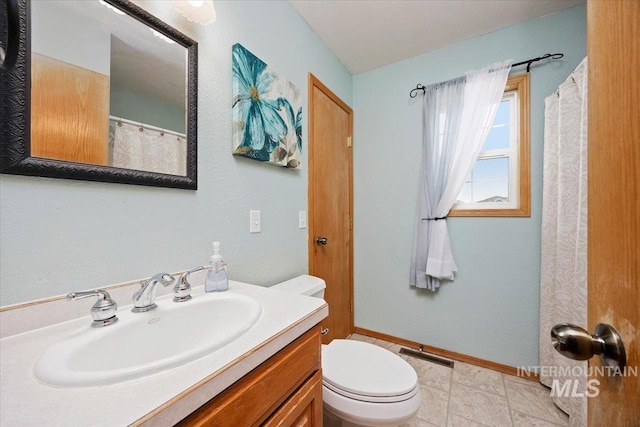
322,340,418,403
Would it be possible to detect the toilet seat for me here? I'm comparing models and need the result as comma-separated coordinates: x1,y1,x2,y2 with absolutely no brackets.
322,340,418,403
323,380,418,403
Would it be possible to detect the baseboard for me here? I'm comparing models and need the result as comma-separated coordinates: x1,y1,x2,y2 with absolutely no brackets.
353,327,539,382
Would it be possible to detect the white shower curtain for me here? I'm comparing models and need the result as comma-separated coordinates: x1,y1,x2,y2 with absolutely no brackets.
539,57,588,426
411,60,512,290
112,122,187,176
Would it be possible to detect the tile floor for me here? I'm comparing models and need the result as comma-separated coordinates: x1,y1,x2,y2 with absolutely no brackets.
348,334,569,427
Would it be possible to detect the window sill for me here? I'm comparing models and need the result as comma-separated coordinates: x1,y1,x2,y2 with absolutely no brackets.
449,207,530,217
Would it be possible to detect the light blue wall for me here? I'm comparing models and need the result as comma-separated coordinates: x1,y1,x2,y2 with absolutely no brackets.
353,5,586,368
110,84,186,134
0,0,352,306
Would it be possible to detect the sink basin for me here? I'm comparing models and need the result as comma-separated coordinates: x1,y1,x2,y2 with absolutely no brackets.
34,292,262,387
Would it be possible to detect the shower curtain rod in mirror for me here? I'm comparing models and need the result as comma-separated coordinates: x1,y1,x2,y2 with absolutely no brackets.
409,53,564,98
109,116,186,138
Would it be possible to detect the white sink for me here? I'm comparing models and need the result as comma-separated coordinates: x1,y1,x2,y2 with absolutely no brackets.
34,292,262,387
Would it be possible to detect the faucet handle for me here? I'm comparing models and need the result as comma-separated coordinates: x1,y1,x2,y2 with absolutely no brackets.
174,266,205,302
67,289,119,328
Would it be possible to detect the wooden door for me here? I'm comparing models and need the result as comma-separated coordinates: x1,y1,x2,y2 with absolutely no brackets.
31,53,110,165
308,74,353,343
587,0,639,424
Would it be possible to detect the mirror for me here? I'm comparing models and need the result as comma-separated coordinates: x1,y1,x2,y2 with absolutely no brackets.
0,0,198,189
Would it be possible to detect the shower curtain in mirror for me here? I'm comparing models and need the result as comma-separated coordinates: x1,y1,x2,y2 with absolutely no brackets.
111,121,187,176
539,57,588,426
410,60,511,291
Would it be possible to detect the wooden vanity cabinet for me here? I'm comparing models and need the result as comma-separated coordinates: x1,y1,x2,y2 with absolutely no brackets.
178,325,323,427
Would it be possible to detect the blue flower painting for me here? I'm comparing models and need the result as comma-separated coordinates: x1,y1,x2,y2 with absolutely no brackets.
232,44,302,169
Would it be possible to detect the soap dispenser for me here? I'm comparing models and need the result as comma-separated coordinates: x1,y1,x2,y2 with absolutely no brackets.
205,241,228,292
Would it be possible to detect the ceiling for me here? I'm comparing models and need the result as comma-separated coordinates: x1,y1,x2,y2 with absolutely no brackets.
289,0,585,74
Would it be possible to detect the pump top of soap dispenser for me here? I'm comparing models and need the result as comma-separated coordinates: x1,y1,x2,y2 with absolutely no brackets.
210,241,222,264
210,242,219,263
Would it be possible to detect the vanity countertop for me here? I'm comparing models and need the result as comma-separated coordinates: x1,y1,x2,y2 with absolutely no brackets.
0,281,328,426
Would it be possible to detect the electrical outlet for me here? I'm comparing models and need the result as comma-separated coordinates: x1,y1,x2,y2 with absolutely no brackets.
250,210,261,233
299,211,307,229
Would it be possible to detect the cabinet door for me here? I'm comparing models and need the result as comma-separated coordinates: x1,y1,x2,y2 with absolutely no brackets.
178,325,321,427
263,370,323,427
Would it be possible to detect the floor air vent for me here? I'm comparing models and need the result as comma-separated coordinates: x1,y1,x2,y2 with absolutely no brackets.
399,348,454,368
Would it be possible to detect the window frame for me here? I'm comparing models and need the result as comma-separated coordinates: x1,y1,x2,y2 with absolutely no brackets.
449,73,530,217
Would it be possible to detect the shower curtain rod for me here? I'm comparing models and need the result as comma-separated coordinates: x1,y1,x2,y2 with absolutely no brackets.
409,53,564,98
109,115,187,138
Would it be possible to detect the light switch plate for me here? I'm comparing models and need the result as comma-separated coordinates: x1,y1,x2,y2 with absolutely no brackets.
250,210,261,233
299,211,307,229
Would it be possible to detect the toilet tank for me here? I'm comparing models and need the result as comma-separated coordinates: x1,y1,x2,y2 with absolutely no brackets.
270,275,326,298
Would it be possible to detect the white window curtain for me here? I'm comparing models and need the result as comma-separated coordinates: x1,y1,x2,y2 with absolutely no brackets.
410,60,512,290
112,122,187,176
539,57,588,426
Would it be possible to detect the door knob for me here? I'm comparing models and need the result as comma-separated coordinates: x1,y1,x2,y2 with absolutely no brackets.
551,323,626,370
316,236,328,245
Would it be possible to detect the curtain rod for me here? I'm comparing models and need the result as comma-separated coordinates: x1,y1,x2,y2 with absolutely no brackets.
109,115,186,139
409,53,564,98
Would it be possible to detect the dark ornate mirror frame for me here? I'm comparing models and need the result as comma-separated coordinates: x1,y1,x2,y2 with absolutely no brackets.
0,0,198,189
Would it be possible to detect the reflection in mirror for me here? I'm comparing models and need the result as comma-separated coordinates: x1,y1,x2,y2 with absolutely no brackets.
0,0,197,189
30,0,188,176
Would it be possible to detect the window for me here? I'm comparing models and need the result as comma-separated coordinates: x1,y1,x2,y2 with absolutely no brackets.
450,73,530,217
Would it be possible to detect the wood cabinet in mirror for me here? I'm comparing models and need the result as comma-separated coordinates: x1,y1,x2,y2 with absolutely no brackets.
0,0,198,189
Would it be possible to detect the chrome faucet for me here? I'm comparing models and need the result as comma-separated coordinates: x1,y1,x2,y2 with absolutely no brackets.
67,289,119,328
173,265,206,302
132,273,176,313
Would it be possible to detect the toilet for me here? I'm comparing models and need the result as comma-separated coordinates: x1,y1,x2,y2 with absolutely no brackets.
271,275,421,427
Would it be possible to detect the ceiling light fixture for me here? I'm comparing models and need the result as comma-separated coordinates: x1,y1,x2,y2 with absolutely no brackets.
174,0,216,25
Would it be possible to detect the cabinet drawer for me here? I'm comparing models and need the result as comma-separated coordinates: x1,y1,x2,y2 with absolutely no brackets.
178,325,321,427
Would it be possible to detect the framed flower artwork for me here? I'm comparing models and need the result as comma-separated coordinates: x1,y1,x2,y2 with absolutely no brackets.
232,44,302,170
